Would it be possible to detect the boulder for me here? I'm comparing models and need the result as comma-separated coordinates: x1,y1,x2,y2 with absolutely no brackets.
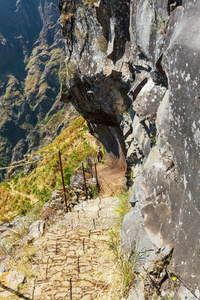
42,189,63,210
0,269,25,292
27,220,45,239
133,78,166,122
70,173,84,189
121,204,153,254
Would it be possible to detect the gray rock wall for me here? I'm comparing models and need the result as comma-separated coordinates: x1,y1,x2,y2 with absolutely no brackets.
59,0,200,295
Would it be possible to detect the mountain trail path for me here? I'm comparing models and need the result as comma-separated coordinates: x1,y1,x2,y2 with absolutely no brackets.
0,163,127,299
21,195,123,300
95,163,126,196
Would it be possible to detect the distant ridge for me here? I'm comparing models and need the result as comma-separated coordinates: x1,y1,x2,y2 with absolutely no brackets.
0,0,75,180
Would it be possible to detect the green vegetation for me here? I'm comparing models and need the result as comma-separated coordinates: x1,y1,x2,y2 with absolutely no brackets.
150,132,157,146
0,116,97,222
108,230,146,297
59,59,78,82
0,136,9,143
96,35,108,52
25,47,64,107
65,61,78,81
112,90,127,114
82,0,96,7
72,28,88,41
156,12,169,35
59,67,70,97
89,185,99,198
40,110,65,129
107,190,146,297
3,76,23,102
114,190,131,230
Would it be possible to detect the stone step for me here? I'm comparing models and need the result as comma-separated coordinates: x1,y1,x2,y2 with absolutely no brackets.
20,197,119,299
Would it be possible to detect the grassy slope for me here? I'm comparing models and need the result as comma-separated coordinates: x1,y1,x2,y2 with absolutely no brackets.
0,116,97,222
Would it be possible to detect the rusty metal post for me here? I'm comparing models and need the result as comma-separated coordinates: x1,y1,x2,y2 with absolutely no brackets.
93,218,96,229
32,276,37,300
70,278,72,300
78,256,80,277
94,163,100,192
81,161,87,198
58,151,68,212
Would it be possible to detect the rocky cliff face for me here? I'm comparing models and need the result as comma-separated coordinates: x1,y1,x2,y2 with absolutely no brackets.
59,0,200,297
0,0,77,179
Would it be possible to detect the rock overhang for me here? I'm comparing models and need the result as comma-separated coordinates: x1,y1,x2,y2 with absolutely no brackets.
59,0,200,293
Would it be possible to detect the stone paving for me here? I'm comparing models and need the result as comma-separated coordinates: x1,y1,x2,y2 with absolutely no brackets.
23,196,119,300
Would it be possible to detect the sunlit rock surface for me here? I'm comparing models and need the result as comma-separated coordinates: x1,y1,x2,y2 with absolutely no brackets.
59,0,200,295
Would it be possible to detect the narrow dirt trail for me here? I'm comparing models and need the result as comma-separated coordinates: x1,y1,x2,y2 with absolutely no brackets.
95,163,126,196
19,196,122,300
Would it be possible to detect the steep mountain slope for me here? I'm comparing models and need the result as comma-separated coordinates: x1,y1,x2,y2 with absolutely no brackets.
0,116,97,223
0,0,77,180
58,0,200,297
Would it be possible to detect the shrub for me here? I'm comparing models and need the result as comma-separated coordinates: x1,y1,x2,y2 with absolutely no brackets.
64,165,76,185
89,185,99,198
156,12,169,35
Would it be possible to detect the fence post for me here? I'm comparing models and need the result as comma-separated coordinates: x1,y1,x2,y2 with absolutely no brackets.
70,278,72,300
93,218,96,229
94,163,100,192
58,151,68,212
78,256,80,277
81,161,87,198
